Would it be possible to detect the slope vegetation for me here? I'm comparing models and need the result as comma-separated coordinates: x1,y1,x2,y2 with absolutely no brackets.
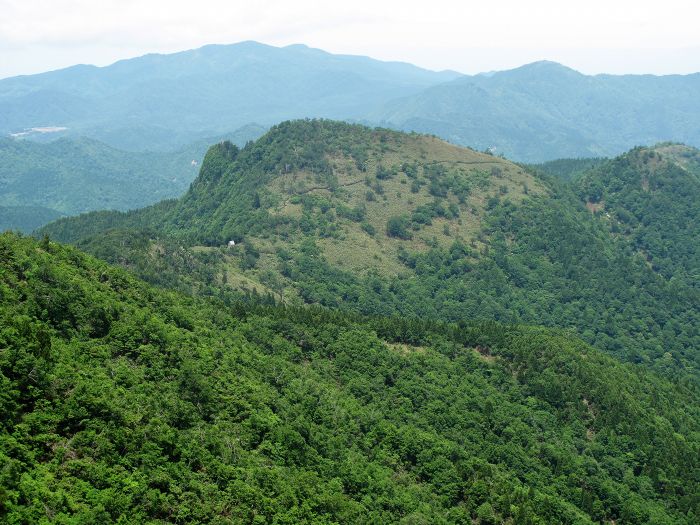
1,233,699,523
41,122,700,378
577,143,700,282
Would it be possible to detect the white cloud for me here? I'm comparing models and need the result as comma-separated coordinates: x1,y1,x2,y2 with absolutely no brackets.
1,0,699,77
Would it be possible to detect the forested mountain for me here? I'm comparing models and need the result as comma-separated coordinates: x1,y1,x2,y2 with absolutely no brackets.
0,124,264,232
0,42,458,151
41,121,700,379
373,61,700,161
576,143,700,283
4,43,700,161
2,232,699,523
528,157,608,182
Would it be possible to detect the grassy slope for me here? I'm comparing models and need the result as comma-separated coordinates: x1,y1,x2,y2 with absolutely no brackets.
42,120,542,275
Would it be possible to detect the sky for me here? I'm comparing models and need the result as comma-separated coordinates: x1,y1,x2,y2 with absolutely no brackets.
1,0,700,79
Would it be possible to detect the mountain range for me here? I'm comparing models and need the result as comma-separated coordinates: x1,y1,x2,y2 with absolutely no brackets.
3,40,700,523
372,61,700,161
3,43,700,160
0,41,458,151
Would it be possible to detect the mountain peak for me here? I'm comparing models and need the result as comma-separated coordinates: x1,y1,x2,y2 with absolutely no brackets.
505,60,582,77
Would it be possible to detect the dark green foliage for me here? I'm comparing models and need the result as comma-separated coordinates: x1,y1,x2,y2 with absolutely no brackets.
577,145,700,282
336,203,366,222
528,157,608,181
1,233,699,523
360,222,376,236
277,187,700,377
375,164,392,180
410,200,452,229
240,242,260,270
73,229,228,296
386,215,412,239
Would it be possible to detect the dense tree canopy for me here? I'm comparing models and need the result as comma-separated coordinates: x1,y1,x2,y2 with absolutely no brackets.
1,233,699,523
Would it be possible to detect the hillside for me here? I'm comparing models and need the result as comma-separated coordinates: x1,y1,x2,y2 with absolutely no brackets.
41,119,543,298
528,157,608,182
41,121,700,378
43,120,542,255
2,232,699,523
0,125,264,232
373,61,700,161
0,205,63,233
576,143,700,282
0,42,459,151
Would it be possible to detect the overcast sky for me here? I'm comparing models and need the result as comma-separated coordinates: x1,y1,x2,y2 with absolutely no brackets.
2,0,700,79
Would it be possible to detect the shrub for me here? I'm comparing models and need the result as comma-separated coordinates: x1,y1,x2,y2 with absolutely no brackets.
386,216,412,240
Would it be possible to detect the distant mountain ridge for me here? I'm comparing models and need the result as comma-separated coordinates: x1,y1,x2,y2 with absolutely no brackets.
0,41,459,151
374,61,700,161
5,43,699,160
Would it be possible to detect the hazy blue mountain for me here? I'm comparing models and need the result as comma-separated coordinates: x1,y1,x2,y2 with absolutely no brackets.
373,61,700,161
0,205,64,232
5,43,699,161
0,42,459,151
0,124,264,232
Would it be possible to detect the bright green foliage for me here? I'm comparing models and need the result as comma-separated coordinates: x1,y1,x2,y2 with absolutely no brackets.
1,232,699,523
577,144,700,282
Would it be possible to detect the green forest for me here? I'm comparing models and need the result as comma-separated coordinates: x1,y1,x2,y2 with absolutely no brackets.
0,125,264,232
1,233,699,523
3,120,699,523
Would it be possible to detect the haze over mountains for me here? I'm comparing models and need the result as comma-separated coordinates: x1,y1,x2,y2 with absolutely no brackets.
0,124,264,232
2,42,699,160
373,61,700,161
0,41,459,151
